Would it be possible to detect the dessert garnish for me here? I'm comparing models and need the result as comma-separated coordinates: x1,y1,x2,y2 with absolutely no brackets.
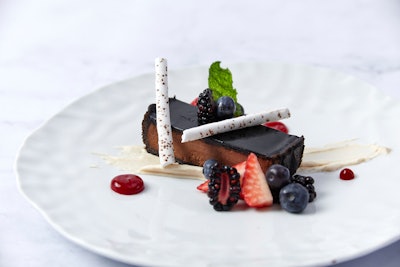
111,174,144,195
154,57,175,167
300,139,390,172
197,88,217,125
279,183,309,213
339,168,355,180
291,174,317,202
202,159,219,179
207,164,241,211
139,163,203,178
266,164,292,202
265,165,316,204
196,62,245,125
241,153,273,208
181,107,291,142
198,154,312,213
208,61,243,117
216,96,237,120
264,121,289,134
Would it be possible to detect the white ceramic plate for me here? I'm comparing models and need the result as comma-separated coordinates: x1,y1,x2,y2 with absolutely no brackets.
16,62,400,267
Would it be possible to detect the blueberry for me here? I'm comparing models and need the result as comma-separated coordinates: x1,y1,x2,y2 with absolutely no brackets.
202,159,219,179
216,96,236,120
279,183,309,213
266,164,291,190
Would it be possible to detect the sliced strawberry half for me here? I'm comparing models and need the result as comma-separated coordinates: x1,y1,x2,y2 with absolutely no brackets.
196,180,209,193
263,121,289,134
242,153,273,208
233,160,246,183
233,160,246,199
190,97,199,106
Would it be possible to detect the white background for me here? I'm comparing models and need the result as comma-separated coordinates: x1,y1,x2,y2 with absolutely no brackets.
1,0,400,266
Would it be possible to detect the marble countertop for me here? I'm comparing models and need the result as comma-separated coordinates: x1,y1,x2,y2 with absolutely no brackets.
1,0,400,266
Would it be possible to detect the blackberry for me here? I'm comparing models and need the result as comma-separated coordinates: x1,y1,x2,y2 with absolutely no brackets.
291,174,317,202
197,88,217,125
207,164,241,211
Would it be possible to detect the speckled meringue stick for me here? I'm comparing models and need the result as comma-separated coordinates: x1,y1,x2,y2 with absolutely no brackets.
155,58,175,167
182,108,291,143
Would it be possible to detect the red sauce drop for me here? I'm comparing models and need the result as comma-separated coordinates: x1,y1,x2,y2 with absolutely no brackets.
340,168,355,180
264,121,289,134
111,174,145,195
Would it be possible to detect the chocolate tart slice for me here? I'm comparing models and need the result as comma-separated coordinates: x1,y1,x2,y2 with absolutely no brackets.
142,98,304,174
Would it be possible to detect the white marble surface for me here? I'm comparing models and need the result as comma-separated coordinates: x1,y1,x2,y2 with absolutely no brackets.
1,0,400,266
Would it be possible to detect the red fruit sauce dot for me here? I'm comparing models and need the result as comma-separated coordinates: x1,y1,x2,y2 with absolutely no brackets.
263,121,289,134
340,168,355,180
111,174,145,195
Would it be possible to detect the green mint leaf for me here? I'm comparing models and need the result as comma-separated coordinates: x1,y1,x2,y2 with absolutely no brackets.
208,61,238,102
208,61,243,116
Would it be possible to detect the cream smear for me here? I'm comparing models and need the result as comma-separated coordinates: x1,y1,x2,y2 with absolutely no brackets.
299,140,390,172
95,140,390,179
94,146,205,180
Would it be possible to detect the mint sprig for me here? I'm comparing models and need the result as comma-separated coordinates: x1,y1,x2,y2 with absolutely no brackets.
208,61,243,116
208,61,238,102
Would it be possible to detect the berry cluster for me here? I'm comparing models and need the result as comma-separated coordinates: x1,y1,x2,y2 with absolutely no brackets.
197,153,273,214
196,88,242,125
266,164,316,213
199,160,317,214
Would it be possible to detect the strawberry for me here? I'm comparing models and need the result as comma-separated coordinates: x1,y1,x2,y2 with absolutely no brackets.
190,97,199,106
233,160,246,199
196,180,209,193
233,160,246,183
241,153,273,208
263,121,289,134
